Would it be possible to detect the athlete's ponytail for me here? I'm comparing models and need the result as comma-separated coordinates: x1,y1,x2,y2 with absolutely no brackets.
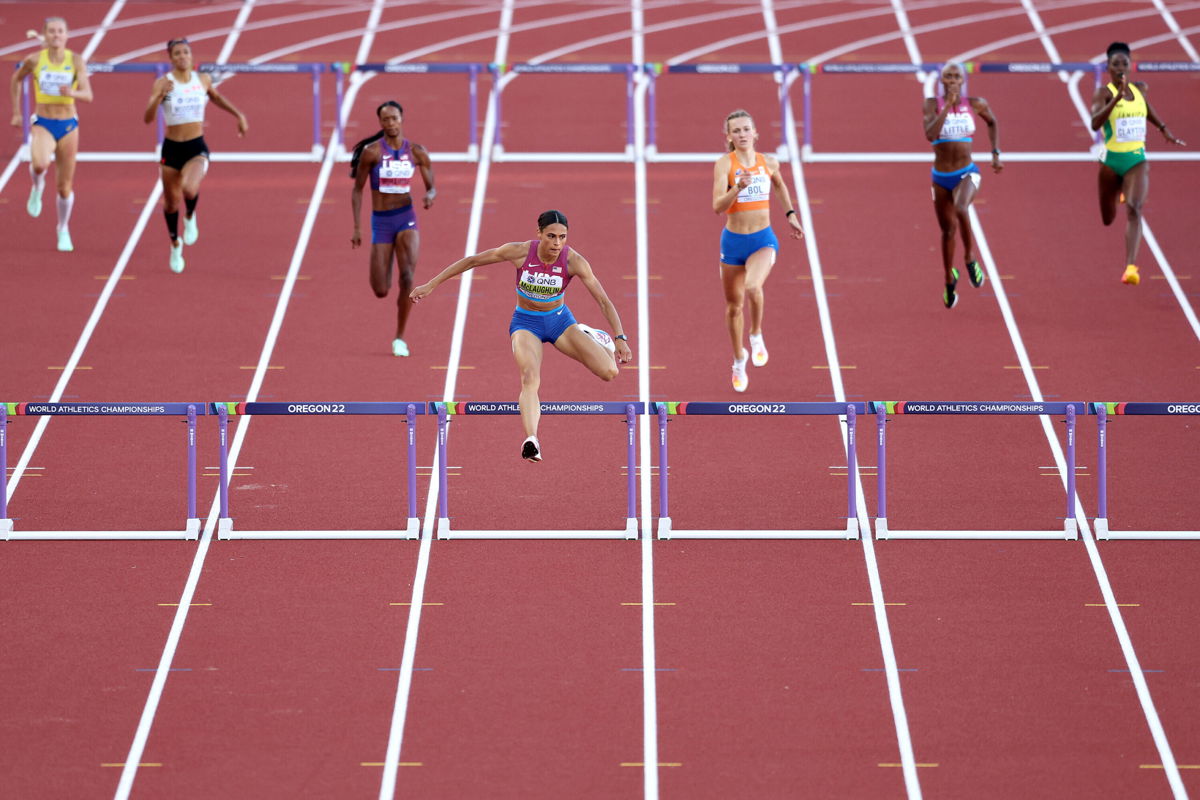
349,100,404,179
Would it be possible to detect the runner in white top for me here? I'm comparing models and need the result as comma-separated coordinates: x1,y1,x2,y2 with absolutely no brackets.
144,38,248,273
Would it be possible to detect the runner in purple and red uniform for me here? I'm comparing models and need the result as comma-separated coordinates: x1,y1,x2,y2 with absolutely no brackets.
410,210,633,462
350,101,435,357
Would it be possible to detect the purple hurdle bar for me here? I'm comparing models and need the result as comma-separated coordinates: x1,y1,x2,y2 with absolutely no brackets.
435,401,640,539
2,403,201,540
1092,403,1200,540
655,402,861,540
215,402,423,540
872,401,1082,540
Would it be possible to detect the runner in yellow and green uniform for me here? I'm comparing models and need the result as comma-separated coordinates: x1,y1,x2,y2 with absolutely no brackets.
1090,41,1186,285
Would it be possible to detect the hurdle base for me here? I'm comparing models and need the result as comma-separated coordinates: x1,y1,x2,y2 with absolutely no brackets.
875,517,1078,540
1,518,12,540
657,517,859,540
1094,518,1200,540
437,517,638,540
217,517,420,540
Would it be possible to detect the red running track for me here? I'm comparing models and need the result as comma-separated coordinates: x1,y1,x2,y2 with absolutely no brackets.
2,2,1199,798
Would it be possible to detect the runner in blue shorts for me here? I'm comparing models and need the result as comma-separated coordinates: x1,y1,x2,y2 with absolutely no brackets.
923,62,1002,309
351,101,435,357
411,210,633,461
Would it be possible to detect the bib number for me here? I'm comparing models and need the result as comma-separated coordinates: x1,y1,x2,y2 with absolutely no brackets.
1114,116,1146,144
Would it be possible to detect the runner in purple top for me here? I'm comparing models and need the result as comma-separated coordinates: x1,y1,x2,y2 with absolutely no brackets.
411,210,633,461
350,101,435,357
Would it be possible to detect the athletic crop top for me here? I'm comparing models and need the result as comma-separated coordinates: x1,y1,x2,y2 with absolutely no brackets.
32,49,77,105
515,240,572,303
726,152,771,214
161,71,207,126
932,97,974,145
370,138,415,194
1103,83,1147,153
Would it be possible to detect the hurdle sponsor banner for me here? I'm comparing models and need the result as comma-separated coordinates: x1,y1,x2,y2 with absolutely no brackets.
871,401,1087,415
7,402,203,416
434,401,641,415
508,63,631,74
87,63,325,74
1092,402,1200,415
651,401,866,415
1136,62,1200,72
977,62,1094,73
819,62,945,74
216,402,426,416
667,63,787,74
356,62,478,74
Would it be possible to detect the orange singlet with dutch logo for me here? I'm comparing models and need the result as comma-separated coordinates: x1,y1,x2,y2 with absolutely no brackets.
726,152,771,214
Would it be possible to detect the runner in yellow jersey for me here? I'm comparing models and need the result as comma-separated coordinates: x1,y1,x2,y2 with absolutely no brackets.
1090,42,1185,286
9,17,94,252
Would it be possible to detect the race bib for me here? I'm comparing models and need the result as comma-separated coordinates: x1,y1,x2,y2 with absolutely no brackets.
379,156,415,194
38,70,72,96
518,269,564,298
940,111,975,139
1115,116,1146,144
735,169,771,205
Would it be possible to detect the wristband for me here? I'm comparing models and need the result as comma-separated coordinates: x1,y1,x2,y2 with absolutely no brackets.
614,334,628,341
785,209,796,218
991,149,1000,155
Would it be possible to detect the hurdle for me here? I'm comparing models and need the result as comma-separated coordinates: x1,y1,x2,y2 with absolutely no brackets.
653,402,863,540
214,402,423,540
341,63,483,162
492,63,638,162
1092,403,1200,540
433,401,641,539
18,62,328,162
871,401,1084,540
1,402,202,541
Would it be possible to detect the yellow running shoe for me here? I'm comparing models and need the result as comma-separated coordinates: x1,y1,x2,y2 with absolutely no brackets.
749,333,768,367
1121,264,1140,285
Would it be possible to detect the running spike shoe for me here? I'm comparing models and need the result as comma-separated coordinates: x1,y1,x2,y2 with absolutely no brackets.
1121,264,1140,286
392,338,409,357
27,185,43,218
943,267,959,309
749,333,768,367
732,350,749,392
965,260,985,288
183,213,199,246
169,242,185,274
56,229,73,252
521,435,542,462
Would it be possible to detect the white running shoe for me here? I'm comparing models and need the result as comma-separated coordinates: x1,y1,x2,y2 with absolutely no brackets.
391,338,409,357
183,213,199,246
731,350,749,393
27,185,43,218
521,435,542,462
56,229,73,252
169,241,185,274
749,333,768,367
577,323,615,354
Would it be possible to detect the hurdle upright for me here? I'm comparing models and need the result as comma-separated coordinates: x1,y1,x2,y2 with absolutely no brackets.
653,402,863,540
214,402,423,540
433,401,641,539
2,402,202,541
1092,403,1200,540
872,401,1084,540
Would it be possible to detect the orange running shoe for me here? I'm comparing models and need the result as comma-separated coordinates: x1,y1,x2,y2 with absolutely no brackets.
1121,264,1140,285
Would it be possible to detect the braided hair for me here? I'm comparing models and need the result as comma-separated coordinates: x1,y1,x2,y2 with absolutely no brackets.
349,101,403,178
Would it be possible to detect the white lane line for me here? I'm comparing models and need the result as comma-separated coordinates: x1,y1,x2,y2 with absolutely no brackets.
375,3,511,797
112,4,384,799
631,4,660,798
1150,0,1200,61
768,2,923,796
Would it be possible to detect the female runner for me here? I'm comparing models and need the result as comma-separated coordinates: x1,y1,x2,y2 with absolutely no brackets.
144,38,248,273
9,17,94,252
923,62,1002,309
1090,41,1186,286
410,210,632,461
350,101,435,356
712,109,803,393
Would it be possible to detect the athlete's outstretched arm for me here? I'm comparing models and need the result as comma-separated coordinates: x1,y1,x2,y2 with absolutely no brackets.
569,251,633,363
410,241,527,302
